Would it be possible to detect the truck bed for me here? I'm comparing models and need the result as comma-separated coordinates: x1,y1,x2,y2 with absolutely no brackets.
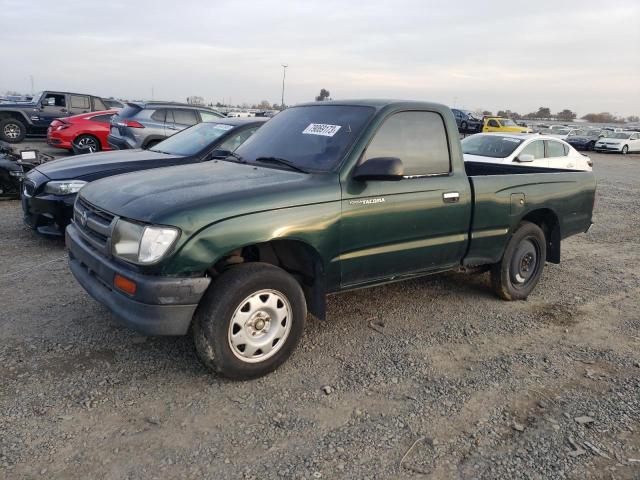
463,161,596,267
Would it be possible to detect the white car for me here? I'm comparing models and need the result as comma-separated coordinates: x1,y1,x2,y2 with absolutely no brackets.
594,131,640,155
462,133,592,170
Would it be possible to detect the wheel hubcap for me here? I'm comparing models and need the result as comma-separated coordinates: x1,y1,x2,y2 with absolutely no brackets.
77,137,97,152
3,124,20,139
510,238,539,286
228,289,292,363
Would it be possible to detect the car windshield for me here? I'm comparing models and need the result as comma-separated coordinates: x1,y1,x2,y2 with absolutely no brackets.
461,135,524,158
233,105,375,172
150,122,237,156
500,118,518,127
610,132,632,139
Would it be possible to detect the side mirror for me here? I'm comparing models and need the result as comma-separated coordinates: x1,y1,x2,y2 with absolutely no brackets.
353,157,404,181
515,154,534,163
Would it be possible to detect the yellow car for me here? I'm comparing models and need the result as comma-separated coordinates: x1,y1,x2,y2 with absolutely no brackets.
482,117,532,133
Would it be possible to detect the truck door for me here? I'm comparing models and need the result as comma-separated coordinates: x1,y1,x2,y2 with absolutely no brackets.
37,92,68,127
68,94,91,115
339,110,472,287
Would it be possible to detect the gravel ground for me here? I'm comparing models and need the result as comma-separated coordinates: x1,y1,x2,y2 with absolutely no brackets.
1,149,639,479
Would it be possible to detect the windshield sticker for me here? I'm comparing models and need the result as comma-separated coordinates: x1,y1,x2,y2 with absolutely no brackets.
213,124,234,131
303,123,342,137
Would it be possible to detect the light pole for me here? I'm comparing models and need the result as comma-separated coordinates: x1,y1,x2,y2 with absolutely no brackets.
281,64,288,110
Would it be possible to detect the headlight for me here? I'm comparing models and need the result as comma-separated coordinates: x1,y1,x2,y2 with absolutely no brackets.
111,219,179,265
44,180,87,195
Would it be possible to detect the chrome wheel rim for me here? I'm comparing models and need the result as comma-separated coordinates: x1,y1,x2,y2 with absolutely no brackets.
3,123,20,139
76,137,98,152
228,289,292,363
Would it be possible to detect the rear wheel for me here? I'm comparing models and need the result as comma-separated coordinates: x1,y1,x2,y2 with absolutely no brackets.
72,134,101,154
0,118,26,143
193,263,307,379
621,145,629,155
491,221,546,300
144,139,161,150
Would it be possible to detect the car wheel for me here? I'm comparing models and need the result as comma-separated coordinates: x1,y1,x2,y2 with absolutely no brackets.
0,118,26,143
144,139,160,149
621,145,628,155
193,263,307,379
461,121,468,131
72,134,101,154
490,221,546,301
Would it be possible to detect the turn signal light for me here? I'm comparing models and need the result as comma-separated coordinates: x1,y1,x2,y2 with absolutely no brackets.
114,274,137,295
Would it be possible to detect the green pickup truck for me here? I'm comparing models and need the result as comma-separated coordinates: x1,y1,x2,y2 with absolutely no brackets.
66,100,596,379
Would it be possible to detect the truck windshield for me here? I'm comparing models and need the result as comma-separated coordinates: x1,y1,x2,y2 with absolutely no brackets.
462,135,524,158
233,105,375,172
501,118,518,127
150,122,236,156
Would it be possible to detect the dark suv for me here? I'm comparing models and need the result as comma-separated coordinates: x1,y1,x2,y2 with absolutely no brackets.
0,90,109,143
451,108,482,133
108,102,224,150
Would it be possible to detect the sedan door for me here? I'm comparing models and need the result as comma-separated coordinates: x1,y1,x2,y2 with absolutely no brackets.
630,133,640,152
515,139,547,167
545,140,572,168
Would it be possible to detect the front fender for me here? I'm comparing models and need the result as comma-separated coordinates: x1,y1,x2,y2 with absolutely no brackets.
161,201,342,285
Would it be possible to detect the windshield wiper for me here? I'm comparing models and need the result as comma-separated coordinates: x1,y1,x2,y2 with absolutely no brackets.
254,156,309,173
222,151,246,163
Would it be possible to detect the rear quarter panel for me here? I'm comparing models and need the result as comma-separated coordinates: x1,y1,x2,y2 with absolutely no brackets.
465,170,596,265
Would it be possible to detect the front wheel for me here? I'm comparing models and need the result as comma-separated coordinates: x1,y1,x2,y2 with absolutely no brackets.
491,221,546,300
621,145,629,155
0,118,26,143
193,263,307,379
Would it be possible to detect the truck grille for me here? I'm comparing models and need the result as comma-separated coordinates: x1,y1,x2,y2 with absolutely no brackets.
73,197,117,255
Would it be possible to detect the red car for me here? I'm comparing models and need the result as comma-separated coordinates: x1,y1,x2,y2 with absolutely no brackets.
47,110,118,154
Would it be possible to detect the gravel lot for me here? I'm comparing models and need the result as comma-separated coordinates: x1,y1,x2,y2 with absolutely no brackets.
1,144,639,479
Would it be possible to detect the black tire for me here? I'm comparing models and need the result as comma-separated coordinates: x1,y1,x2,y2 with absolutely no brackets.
491,221,546,301
72,134,101,154
461,121,468,131
621,145,628,155
193,263,307,379
144,139,160,150
0,118,26,143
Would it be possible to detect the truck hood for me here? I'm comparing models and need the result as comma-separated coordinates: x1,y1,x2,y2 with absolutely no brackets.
79,161,337,234
35,149,185,181
0,102,36,109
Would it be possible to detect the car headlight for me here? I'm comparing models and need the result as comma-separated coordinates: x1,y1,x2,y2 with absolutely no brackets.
44,180,87,195
111,219,179,265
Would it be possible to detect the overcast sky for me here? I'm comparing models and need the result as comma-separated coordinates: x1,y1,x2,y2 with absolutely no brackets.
1,0,638,116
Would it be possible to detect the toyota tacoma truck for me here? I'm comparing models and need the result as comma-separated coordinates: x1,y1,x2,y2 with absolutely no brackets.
66,100,596,379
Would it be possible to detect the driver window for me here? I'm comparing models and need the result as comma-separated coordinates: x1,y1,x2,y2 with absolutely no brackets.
488,119,499,127
519,140,544,159
42,94,66,107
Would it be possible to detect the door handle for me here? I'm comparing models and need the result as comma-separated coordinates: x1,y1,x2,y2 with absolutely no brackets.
443,192,460,203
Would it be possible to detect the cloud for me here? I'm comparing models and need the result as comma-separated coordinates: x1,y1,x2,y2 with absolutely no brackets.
0,0,638,115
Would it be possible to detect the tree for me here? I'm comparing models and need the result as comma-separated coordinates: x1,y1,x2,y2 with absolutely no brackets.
497,109,521,119
482,110,492,116
256,100,271,110
627,115,639,123
581,112,617,123
536,107,551,119
556,109,576,121
315,88,330,102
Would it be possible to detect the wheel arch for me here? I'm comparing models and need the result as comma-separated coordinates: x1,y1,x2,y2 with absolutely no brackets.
520,208,561,263
0,111,31,126
210,239,327,320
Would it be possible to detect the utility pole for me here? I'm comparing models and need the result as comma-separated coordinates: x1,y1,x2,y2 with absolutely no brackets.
281,64,288,110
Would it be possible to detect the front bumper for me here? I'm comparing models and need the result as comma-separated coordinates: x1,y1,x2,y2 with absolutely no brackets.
594,144,622,152
21,190,74,236
66,223,211,336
